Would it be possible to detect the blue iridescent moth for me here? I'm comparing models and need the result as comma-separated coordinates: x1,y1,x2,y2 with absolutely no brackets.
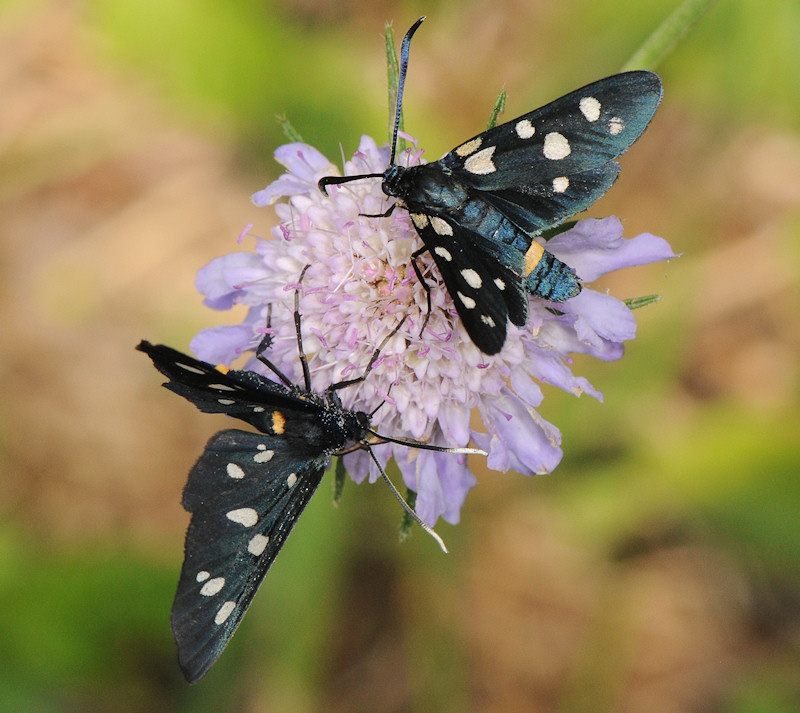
320,17,662,354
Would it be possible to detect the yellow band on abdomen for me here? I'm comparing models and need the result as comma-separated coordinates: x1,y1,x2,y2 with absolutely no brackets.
524,241,545,277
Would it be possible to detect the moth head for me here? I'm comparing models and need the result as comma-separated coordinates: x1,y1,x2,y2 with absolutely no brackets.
381,164,412,199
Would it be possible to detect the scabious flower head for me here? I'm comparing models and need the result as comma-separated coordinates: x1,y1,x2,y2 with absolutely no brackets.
191,135,676,526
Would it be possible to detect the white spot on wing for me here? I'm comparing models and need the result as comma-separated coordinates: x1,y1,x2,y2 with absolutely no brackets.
430,216,454,235
552,176,569,193
214,601,236,625
464,146,497,174
208,383,236,391
434,246,453,262
481,315,496,327
226,463,245,479
286,473,297,488
515,119,535,139
455,137,482,157
461,269,482,289
410,213,429,230
196,571,210,582
494,278,506,291
200,577,225,596
218,398,235,405
226,508,258,527
609,117,625,135
457,292,477,309
253,447,274,463
579,96,602,122
248,534,269,556
176,362,206,375
543,132,571,160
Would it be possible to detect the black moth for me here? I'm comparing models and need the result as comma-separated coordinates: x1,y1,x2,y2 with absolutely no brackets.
138,278,482,683
320,16,662,355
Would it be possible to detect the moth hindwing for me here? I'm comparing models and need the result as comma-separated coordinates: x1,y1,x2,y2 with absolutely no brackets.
319,18,662,355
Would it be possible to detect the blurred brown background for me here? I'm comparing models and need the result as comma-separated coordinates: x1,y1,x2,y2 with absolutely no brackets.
1,0,799,711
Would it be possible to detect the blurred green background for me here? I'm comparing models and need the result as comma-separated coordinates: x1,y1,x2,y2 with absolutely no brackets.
1,0,799,710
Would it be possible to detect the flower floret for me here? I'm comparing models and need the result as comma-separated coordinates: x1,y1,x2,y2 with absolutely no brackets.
191,136,675,525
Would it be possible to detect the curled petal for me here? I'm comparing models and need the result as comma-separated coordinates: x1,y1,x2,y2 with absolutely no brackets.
548,217,678,282
535,316,625,363
438,401,472,445
348,135,391,174
521,341,603,401
509,368,545,407
396,448,477,526
195,252,272,309
341,448,371,485
191,319,260,365
342,442,393,486
252,143,335,205
474,388,563,475
562,289,639,346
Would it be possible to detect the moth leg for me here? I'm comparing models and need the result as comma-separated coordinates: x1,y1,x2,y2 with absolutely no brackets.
359,202,399,219
368,383,395,418
410,246,433,338
255,304,295,388
255,302,280,362
255,303,274,355
293,265,313,391
327,316,407,396
255,265,313,389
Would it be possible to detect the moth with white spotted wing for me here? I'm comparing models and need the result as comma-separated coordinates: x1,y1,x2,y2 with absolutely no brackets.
138,286,482,683
319,17,662,354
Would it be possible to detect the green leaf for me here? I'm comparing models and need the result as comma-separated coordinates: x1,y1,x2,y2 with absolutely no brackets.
625,294,663,310
333,456,346,505
276,115,303,143
399,486,417,541
487,88,507,129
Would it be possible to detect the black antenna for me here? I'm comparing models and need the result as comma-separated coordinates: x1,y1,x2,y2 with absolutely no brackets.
365,445,449,552
318,17,426,195
388,15,425,166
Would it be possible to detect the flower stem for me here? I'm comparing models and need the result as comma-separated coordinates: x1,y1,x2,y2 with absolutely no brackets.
620,0,719,72
385,22,405,152
277,114,303,143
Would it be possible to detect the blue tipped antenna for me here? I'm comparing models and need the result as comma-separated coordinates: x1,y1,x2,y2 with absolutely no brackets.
318,17,426,193
388,16,425,165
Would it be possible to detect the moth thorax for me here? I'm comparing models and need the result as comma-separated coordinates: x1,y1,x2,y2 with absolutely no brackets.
319,405,364,441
